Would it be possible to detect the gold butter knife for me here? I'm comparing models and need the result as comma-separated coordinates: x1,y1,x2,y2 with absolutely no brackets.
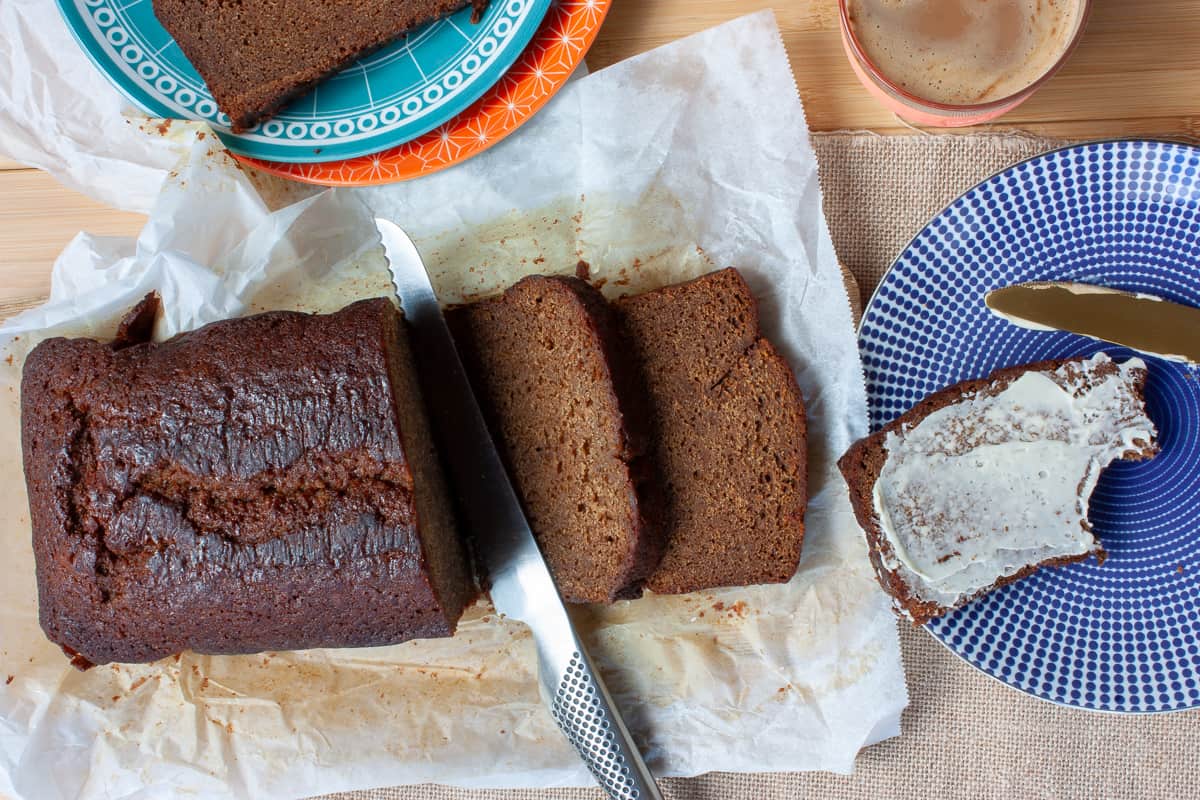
985,281,1200,365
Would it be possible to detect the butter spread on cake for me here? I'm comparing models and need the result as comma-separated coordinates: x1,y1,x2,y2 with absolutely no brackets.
840,352,1157,624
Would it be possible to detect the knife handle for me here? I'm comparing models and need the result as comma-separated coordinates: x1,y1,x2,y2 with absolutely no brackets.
544,648,664,800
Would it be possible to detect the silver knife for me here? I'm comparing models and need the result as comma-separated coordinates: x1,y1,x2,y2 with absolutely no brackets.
986,281,1200,365
375,218,663,800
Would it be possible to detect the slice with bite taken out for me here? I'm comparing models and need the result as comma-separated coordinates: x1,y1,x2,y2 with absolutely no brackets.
838,352,1158,625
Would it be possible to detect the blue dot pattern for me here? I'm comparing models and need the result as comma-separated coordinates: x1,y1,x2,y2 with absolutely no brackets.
859,140,1200,713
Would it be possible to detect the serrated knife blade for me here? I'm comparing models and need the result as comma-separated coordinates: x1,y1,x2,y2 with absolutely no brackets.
375,218,662,800
985,281,1200,365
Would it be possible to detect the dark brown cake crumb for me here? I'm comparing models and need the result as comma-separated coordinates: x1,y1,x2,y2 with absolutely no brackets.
616,268,808,595
61,646,95,671
112,292,159,350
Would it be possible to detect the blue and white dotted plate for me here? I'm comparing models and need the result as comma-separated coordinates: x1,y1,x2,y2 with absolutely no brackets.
56,0,551,163
860,140,1200,713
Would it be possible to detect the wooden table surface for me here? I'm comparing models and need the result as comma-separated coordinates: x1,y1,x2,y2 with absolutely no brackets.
2,0,1198,311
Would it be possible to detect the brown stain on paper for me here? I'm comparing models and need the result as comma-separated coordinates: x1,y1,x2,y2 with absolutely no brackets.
421,189,714,307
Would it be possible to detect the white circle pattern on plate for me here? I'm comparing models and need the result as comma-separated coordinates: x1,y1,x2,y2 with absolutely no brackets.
59,0,550,162
858,140,1200,713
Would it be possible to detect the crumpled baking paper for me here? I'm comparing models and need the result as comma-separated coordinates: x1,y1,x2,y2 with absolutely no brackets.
0,0,194,213
0,9,907,800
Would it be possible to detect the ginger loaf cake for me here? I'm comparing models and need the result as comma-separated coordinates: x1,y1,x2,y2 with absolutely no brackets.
838,353,1157,625
22,294,470,667
615,268,808,595
447,275,662,604
153,0,489,132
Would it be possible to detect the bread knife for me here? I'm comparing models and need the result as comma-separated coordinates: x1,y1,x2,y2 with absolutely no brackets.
375,219,663,800
985,281,1200,365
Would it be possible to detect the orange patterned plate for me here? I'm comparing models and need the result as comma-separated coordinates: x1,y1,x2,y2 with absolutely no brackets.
237,0,610,186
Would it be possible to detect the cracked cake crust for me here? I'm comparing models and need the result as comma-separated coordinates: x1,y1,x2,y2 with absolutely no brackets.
22,296,470,666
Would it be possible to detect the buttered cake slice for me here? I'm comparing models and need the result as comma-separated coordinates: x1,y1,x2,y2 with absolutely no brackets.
839,353,1157,625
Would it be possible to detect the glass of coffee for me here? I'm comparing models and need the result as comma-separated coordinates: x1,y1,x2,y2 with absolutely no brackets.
838,0,1092,126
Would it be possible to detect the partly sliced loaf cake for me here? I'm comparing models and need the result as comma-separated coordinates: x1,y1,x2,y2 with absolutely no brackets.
22,296,471,666
153,0,487,132
448,276,661,604
838,353,1158,625
615,268,808,595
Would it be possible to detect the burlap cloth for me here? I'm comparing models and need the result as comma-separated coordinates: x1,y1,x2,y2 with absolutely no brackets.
311,132,1186,799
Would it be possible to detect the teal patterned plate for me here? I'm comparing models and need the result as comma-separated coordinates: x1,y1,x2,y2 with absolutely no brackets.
56,0,552,163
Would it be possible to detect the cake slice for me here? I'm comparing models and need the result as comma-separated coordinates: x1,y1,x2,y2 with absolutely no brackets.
838,353,1158,625
447,276,661,603
153,0,488,132
615,268,808,595
23,296,470,666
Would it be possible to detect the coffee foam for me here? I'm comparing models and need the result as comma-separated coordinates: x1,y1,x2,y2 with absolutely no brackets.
847,0,1082,105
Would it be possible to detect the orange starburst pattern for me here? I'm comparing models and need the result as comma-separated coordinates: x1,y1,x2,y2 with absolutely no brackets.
239,0,611,186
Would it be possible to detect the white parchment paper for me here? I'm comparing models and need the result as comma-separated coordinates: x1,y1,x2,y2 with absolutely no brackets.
0,10,907,800
0,0,192,213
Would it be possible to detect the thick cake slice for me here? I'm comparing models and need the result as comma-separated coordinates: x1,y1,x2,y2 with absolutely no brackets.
448,276,661,604
838,353,1158,625
615,268,808,595
153,0,488,132
22,295,470,666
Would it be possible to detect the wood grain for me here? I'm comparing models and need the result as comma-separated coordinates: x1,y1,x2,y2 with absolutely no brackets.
0,0,1198,315
591,0,1200,137
0,170,145,309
